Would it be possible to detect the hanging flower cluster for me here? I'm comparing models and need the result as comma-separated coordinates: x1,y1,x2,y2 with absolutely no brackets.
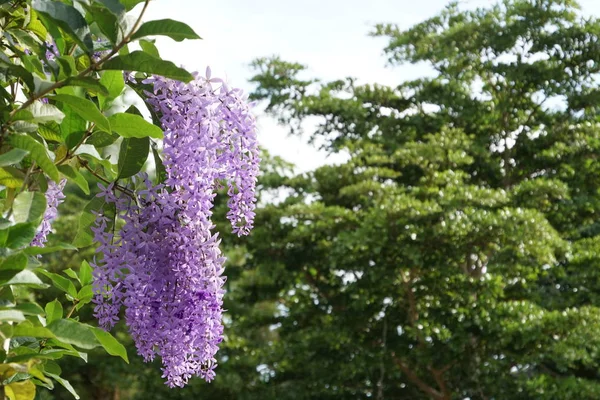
31,179,66,247
91,68,260,388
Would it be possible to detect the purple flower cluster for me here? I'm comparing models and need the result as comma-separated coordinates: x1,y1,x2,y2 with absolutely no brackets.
91,68,259,388
148,67,260,235
31,179,66,247
92,178,226,386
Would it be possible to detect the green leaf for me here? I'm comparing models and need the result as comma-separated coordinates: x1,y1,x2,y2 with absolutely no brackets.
101,51,193,82
28,367,52,390
0,310,25,322
33,0,93,52
0,218,11,230
75,54,91,71
44,373,79,399
25,101,65,124
45,339,88,359
118,43,130,56
52,94,110,133
93,0,125,15
44,361,61,375
12,191,46,224
98,70,125,110
99,70,125,100
72,196,114,248
108,113,162,139
0,149,28,167
12,110,33,123
27,9,49,40
5,379,36,400
64,77,109,96
86,131,118,148
13,322,56,339
9,135,59,182
0,320,13,338
3,270,48,288
91,327,129,362
152,145,167,184
11,121,38,134
79,260,93,286
38,123,63,143
37,270,78,298
0,253,26,284
77,285,93,304
59,105,86,148
12,302,45,316
6,350,76,363
117,136,149,179
58,165,90,195
139,39,160,58
120,0,145,10
0,167,25,188
47,319,99,350
56,56,76,80
6,223,36,249
0,226,7,247
131,19,201,42
22,55,46,78
3,372,31,387
0,65,35,93
87,5,118,44
45,300,63,324
0,253,27,271
63,268,79,281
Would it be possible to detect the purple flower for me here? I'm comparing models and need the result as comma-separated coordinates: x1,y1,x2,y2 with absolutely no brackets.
92,68,260,387
31,179,66,247
44,41,58,62
92,50,109,63
123,72,137,84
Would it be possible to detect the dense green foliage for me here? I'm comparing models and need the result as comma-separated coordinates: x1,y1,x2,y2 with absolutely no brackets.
242,0,600,398
0,0,203,398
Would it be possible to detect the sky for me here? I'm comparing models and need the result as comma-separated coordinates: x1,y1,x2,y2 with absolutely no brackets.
138,0,600,173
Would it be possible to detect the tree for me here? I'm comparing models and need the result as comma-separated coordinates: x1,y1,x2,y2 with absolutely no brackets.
240,0,600,398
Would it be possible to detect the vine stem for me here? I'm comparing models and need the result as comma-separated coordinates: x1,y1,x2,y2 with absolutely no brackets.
65,302,78,319
1,0,151,133
82,162,135,198
55,123,96,166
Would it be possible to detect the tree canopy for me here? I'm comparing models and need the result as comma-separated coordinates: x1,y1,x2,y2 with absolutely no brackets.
237,0,600,398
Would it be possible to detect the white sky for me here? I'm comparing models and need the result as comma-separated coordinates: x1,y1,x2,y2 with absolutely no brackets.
140,0,600,173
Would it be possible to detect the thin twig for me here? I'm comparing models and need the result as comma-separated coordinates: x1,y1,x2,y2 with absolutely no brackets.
56,124,96,166
82,162,135,198
65,302,78,319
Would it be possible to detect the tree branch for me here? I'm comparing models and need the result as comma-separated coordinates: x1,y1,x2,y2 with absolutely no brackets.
392,354,444,399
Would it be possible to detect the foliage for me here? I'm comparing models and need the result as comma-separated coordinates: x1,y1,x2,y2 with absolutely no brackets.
0,0,212,397
237,0,600,398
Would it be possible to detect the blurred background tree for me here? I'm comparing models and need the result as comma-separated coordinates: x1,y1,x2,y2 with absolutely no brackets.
41,0,600,399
